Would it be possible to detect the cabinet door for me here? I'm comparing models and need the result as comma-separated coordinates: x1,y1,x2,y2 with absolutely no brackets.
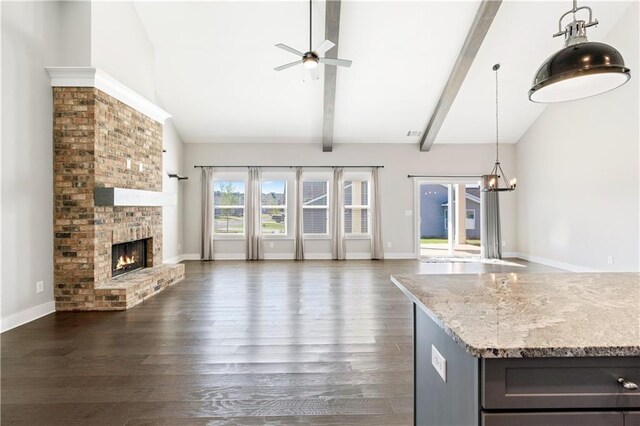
625,411,640,426
482,411,623,426
482,357,640,409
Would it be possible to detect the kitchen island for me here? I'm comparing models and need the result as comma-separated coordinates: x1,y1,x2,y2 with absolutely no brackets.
391,273,640,426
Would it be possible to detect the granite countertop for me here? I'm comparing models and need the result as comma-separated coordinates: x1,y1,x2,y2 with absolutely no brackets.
391,273,640,358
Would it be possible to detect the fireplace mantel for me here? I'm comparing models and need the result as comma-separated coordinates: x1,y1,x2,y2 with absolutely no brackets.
94,187,177,207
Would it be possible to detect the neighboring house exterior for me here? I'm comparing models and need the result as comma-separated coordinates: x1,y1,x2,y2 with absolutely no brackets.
420,184,480,240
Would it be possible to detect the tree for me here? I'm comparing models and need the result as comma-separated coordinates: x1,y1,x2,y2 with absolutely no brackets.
218,182,238,233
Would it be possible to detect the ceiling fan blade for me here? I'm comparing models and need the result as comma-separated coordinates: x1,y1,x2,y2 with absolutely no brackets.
314,39,335,54
274,60,303,71
275,43,304,57
319,57,352,67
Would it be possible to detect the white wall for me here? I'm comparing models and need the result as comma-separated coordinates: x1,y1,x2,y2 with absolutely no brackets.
90,1,155,101
516,2,639,272
182,143,518,259
1,1,91,331
58,1,92,65
162,120,186,262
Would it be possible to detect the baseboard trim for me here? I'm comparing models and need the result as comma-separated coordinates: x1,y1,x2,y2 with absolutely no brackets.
182,252,418,261
213,253,246,260
1,301,56,333
305,253,332,260
263,253,295,260
346,253,371,260
164,254,186,264
384,252,418,259
511,252,600,272
179,253,202,261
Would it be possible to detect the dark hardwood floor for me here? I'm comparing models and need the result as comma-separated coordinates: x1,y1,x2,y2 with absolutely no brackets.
1,259,559,425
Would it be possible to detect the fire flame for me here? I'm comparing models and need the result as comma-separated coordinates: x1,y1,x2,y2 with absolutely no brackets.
116,254,136,270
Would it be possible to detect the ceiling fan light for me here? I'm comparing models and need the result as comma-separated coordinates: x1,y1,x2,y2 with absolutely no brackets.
303,57,318,69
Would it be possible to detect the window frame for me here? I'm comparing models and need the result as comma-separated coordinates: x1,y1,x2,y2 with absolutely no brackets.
212,173,248,239
343,173,371,238
302,179,330,237
260,178,288,237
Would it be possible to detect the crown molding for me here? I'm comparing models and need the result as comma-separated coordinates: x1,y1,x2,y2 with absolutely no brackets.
45,67,171,123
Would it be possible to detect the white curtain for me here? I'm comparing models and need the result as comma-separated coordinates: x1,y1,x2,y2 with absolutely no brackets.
200,167,215,260
370,167,384,260
294,167,304,260
331,167,346,260
246,167,263,260
481,186,502,259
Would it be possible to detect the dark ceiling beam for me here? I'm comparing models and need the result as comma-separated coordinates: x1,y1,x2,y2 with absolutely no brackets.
419,0,502,151
322,0,341,152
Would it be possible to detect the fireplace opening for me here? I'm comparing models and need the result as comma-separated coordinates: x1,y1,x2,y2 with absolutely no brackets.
112,239,148,277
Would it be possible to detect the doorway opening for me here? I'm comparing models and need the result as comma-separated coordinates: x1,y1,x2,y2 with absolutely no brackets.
417,182,481,258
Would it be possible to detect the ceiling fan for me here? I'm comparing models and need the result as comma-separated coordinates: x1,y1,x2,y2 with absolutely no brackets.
274,0,352,80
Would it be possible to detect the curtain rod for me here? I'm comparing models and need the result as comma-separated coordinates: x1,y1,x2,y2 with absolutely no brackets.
407,174,482,178
194,165,384,169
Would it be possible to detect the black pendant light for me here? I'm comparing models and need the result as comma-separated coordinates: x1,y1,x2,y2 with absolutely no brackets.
482,64,516,193
529,0,631,103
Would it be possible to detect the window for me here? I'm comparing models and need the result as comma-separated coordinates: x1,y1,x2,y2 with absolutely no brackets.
344,180,369,235
213,181,245,234
466,209,476,230
303,181,329,234
261,180,286,235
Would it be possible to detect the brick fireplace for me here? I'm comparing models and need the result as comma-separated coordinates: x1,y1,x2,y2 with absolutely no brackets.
52,74,184,311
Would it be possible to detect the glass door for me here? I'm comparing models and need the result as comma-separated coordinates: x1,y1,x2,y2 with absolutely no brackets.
418,182,481,259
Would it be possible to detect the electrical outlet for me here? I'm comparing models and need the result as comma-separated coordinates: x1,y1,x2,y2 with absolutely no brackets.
387,241,392,248
404,210,413,217
431,345,447,382
269,242,274,248
138,163,144,172
126,158,132,169
36,281,44,294
608,256,614,265
177,243,181,251
502,240,507,247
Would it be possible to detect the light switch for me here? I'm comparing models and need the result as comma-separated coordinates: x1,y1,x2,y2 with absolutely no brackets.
138,163,144,172
126,158,132,169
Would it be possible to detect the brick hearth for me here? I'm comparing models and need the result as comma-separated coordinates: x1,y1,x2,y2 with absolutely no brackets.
53,86,184,311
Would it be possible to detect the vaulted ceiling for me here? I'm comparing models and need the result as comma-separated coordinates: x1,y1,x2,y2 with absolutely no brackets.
133,1,632,147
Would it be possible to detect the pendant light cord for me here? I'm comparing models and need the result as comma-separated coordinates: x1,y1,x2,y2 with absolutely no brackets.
494,65,499,164
309,0,312,51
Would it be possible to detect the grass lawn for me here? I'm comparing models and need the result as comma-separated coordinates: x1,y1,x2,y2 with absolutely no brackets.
420,238,447,244
421,238,481,246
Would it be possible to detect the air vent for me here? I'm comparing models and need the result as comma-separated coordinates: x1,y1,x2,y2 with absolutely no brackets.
407,130,422,137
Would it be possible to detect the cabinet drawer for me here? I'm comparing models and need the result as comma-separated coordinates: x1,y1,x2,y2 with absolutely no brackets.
482,411,623,426
482,357,640,409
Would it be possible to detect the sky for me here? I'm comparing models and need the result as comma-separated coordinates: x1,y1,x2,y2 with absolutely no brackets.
214,181,285,194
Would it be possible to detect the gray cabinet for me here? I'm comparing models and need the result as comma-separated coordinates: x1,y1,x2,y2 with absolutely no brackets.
482,411,623,426
413,302,640,426
625,411,640,426
482,356,640,410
